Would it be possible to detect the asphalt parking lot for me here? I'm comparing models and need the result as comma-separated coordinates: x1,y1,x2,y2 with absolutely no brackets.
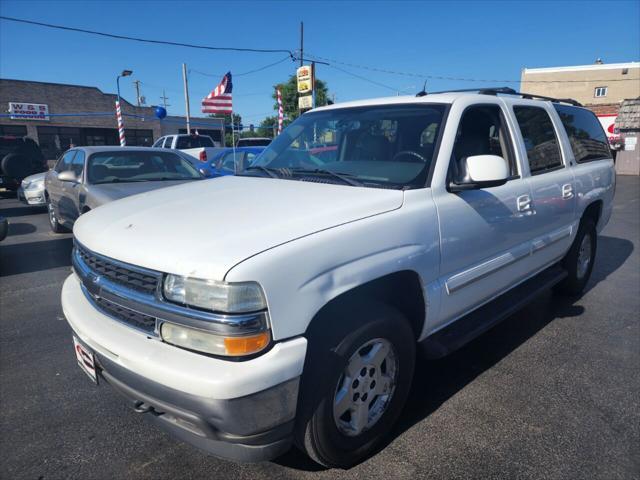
0,176,638,480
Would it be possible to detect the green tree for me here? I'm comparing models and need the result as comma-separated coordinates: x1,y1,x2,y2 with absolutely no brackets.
273,74,329,123
257,116,278,138
209,113,242,145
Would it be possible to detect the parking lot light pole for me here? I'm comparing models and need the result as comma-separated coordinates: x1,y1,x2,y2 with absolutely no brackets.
116,69,133,147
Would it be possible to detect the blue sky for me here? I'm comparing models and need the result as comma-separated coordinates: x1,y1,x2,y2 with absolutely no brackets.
1,0,638,126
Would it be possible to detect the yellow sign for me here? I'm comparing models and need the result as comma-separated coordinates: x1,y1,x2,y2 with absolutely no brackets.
298,95,313,110
297,65,313,94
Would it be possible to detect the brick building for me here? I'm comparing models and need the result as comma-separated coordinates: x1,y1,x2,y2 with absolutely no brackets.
520,61,639,143
0,79,224,160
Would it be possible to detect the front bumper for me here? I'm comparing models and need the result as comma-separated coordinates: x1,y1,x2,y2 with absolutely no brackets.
17,186,46,205
62,274,307,462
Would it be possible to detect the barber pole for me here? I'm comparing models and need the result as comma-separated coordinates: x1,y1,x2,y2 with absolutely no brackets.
115,100,126,146
277,88,283,135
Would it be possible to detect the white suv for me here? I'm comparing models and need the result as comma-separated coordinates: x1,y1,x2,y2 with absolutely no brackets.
62,88,615,468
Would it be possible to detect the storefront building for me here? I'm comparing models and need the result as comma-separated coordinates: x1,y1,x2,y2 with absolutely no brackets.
0,79,224,160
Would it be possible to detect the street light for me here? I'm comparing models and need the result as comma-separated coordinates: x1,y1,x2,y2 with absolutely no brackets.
115,69,132,147
116,69,133,102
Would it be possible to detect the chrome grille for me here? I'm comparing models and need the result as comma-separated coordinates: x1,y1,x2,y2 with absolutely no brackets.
93,296,157,333
76,245,159,295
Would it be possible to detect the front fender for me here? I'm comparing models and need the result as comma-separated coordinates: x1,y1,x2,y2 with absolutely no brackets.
224,191,440,341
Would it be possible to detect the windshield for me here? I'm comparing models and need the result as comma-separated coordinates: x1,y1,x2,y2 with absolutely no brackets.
87,151,201,184
248,104,445,188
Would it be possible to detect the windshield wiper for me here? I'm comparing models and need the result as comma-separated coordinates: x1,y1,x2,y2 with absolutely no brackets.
243,166,280,179
291,168,363,187
92,179,149,184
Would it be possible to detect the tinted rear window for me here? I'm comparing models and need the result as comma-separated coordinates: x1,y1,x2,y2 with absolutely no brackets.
553,105,612,163
175,136,214,149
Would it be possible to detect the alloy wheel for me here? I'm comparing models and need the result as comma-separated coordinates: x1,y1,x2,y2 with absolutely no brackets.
333,338,398,437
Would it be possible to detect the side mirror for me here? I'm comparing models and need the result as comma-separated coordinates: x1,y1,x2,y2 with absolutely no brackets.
58,171,78,183
450,155,509,191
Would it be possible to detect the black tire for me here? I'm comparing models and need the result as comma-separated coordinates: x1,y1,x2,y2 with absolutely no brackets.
296,302,415,468
555,217,597,296
47,197,69,234
1,153,31,179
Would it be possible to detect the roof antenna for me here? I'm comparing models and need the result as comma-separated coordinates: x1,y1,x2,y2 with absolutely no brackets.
416,79,428,97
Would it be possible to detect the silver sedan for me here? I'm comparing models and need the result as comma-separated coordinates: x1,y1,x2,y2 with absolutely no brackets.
44,146,203,233
17,172,47,206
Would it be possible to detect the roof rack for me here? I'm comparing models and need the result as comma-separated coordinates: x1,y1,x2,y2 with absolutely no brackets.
417,87,582,107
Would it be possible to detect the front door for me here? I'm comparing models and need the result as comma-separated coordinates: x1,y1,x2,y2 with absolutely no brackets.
433,103,536,327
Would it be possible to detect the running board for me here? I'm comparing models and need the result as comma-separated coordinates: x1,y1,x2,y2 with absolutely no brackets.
420,265,568,358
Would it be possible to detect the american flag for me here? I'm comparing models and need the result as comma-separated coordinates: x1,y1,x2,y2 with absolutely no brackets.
201,72,232,114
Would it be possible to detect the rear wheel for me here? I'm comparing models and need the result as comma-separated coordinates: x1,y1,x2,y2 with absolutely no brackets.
47,198,68,233
555,217,597,296
297,302,415,468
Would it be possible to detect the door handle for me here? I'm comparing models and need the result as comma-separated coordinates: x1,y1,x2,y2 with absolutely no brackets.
562,183,574,199
517,194,532,212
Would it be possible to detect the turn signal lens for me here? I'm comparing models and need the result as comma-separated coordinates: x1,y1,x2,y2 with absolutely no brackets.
224,332,271,356
160,322,270,357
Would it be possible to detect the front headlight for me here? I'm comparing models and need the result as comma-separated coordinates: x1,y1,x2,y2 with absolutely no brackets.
160,322,270,356
163,274,267,313
29,180,44,190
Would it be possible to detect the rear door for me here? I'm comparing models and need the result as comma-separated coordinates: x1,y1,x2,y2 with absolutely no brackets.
510,103,577,269
432,100,536,327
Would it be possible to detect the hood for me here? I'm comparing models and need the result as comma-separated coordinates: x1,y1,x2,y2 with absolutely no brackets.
74,176,404,280
86,180,196,207
23,172,46,184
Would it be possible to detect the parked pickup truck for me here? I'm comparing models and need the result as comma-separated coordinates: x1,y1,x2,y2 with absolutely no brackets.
62,88,615,468
152,133,223,165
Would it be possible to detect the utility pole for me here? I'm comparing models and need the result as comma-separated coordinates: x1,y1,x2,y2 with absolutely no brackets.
300,21,304,67
182,63,191,134
160,90,170,109
133,80,142,107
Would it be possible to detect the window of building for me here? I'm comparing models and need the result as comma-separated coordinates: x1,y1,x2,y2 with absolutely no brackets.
37,126,81,160
594,86,608,98
513,106,563,174
0,125,28,137
124,129,154,147
553,104,612,163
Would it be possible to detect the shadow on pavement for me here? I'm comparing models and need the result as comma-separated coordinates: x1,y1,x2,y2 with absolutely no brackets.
0,205,47,218
7,222,37,236
0,237,73,277
276,234,633,472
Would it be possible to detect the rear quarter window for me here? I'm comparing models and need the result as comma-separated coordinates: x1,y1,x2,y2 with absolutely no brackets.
553,105,612,163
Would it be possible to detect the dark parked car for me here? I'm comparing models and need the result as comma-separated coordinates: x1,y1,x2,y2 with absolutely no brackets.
0,136,47,190
44,146,203,233
236,137,271,147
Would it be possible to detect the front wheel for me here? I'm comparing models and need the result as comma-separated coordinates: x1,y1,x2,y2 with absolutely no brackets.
297,303,415,468
555,217,597,296
47,198,68,233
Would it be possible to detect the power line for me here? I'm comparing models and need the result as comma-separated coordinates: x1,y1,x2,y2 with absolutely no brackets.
325,64,398,92
190,55,292,79
0,16,295,56
305,52,638,84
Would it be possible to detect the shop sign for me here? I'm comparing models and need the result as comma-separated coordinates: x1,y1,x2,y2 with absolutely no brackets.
9,102,50,121
297,65,313,94
298,95,313,110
